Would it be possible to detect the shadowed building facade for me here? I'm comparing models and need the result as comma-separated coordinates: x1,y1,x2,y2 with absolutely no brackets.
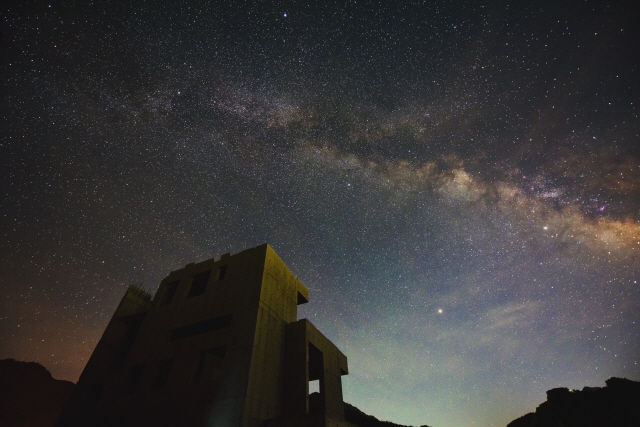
55,244,354,427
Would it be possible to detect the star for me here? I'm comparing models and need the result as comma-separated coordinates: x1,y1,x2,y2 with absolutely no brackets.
2,2,638,427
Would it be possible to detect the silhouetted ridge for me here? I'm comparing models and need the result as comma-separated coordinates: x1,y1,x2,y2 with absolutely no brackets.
311,393,432,427
0,359,74,427
3,361,434,427
507,377,640,427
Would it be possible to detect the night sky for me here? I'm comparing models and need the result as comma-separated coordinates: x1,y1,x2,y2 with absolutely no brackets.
2,1,639,426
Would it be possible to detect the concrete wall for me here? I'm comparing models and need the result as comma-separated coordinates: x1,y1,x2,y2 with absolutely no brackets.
55,244,350,427
267,319,353,427
55,285,153,426
241,244,309,427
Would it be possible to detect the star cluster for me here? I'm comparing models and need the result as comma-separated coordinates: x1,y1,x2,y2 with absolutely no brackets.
1,1,639,426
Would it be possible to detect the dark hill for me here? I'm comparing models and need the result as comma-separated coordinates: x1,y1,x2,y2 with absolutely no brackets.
344,400,431,427
507,377,640,427
0,358,74,427
1,359,432,427
310,392,431,427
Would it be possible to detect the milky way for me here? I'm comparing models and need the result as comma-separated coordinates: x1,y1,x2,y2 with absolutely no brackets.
2,2,639,426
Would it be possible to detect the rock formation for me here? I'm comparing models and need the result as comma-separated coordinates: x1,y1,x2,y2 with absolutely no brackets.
0,359,74,427
507,377,640,427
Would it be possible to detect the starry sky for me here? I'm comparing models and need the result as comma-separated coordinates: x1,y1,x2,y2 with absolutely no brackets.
2,1,639,426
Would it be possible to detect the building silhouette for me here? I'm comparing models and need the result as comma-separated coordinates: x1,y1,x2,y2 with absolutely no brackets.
55,244,354,427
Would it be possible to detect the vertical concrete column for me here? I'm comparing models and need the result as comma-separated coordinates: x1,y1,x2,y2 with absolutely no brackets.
281,321,309,416
322,349,345,419
308,342,324,414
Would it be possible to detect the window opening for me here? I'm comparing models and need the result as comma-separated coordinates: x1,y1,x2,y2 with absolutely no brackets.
217,265,227,281
188,271,211,298
110,312,146,370
194,347,226,383
161,281,179,305
170,314,233,341
151,358,173,389
85,383,105,401
308,343,324,413
126,363,145,394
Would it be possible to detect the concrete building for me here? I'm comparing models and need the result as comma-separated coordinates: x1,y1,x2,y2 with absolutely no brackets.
55,244,354,427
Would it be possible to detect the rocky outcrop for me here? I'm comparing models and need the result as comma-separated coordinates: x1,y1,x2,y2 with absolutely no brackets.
507,377,640,427
2,360,434,427
0,359,74,427
308,392,432,427
343,400,431,427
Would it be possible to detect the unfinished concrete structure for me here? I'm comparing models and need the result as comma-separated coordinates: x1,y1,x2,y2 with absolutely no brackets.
55,244,353,427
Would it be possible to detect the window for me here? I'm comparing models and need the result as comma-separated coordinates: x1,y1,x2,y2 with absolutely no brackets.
308,343,323,382
194,347,226,383
308,343,324,413
85,383,105,401
297,291,309,305
170,314,233,341
216,265,227,281
126,363,145,394
151,358,173,389
161,281,179,305
188,271,211,298
110,312,146,370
